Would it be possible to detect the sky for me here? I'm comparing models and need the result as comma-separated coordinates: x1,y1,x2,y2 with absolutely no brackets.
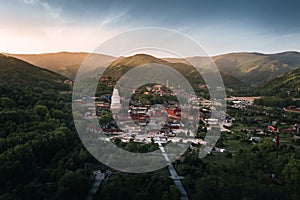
1,0,300,56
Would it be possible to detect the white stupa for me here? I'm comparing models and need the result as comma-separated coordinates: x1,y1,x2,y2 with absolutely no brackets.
110,88,121,114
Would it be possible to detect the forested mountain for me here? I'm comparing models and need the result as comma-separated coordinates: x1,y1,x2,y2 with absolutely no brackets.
0,55,181,199
102,54,245,90
1,53,300,199
5,52,115,80
166,51,300,86
0,54,91,199
256,67,300,98
213,51,300,85
7,51,300,90
231,66,300,105
7,51,300,88
247,66,300,108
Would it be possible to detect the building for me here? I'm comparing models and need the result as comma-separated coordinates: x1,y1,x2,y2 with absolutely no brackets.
268,126,279,133
295,124,300,135
284,106,300,113
225,96,261,105
199,99,212,107
167,108,181,120
95,102,110,115
110,88,121,114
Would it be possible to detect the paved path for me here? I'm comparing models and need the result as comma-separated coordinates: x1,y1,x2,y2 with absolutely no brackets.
157,141,189,200
0,193,9,200
86,154,113,200
86,171,105,200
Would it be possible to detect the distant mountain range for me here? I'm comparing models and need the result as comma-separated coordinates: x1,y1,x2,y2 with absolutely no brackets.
166,51,300,86
0,54,69,88
255,67,300,97
0,53,71,107
6,51,300,87
212,51,300,85
3,51,300,97
4,52,114,80
101,54,244,89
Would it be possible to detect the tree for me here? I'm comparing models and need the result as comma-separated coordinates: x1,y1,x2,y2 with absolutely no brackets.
51,109,65,119
216,132,227,147
283,155,300,192
0,97,15,109
253,138,275,155
57,171,89,200
98,111,112,126
33,105,49,120
194,175,225,199
114,138,121,146
125,140,138,152
162,185,181,200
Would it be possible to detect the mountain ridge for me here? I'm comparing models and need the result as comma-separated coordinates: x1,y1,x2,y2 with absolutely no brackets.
0,53,73,91
4,52,115,80
101,53,245,89
255,67,300,97
5,51,300,88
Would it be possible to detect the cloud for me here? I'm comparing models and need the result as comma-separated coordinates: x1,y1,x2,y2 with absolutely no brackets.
21,0,62,21
40,1,62,20
100,9,129,27
2,0,300,54
22,0,39,5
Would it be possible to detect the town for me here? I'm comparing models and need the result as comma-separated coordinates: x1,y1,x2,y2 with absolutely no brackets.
74,77,300,150
72,76,300,199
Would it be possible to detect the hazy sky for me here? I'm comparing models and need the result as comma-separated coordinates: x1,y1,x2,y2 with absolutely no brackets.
1,0,300,56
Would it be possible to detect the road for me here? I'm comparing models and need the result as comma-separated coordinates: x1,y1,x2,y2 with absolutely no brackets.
157,141,189,200
86,171,105,200
0,194,9,200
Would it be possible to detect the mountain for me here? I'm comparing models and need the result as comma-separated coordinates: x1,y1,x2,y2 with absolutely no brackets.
256,67,300,97
212,51,300,85
102,54,245,89
5,52,115,80
0,54,72,107
7,51,300,88
165,51,300,86
0,54,90,198
0,54,70,87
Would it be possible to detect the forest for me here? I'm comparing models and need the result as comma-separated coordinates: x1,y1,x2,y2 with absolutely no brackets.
0,54,300,199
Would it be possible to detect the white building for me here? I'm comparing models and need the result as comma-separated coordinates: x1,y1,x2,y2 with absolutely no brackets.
110,88,121,114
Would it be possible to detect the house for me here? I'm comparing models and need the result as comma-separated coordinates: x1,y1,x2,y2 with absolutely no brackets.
249,137,261,142
149,84,163,95
95,102,110,115
100,76,111,81
225,96,261,105
64,79,73,86
199,99,212,107
284,106,300,113
268,126,279,133
206,118,218,126
168,123,180,129
73,99,83,104
167,108,181,119
295,124,300,135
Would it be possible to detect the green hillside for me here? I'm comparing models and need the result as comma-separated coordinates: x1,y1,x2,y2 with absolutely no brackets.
169,51,300,86
257,67,300,97
5,52,115,80
212,51,300,85
0,54,91,199
0,54,69,86
1,53,299,199
102,54,244,89
0,54,72,107
230,67,300,107
0,54,179,199
8,51,300,88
